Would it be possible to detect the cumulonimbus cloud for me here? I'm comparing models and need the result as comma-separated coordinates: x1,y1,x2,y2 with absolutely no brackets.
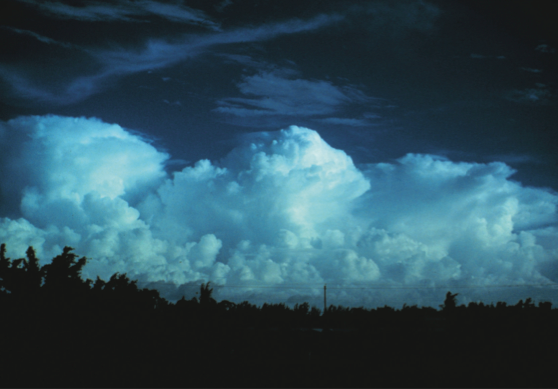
1,115,557,307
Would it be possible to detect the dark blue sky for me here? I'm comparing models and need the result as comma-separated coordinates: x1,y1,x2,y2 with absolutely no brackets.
1,0,557,307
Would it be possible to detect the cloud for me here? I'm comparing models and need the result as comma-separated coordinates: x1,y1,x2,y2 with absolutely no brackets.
17,0,220,29
0,115,168,213
216,54,300,76
488,154,542,166
349,0,441,33
93,13,342,73
1,13,342,105
1,26,75,48
214,0,232,13
315,117,372,127
535,44,556,54
506,83,552,104
1,115,557,307
470,54,506,59
0,65,109,105
214,71,375,118
520,68,542,74
137,1,220,29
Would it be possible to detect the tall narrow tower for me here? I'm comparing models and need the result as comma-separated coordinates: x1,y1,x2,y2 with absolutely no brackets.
324,284,327,314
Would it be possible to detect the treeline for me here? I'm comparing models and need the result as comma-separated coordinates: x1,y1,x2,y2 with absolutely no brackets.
1,244,557,387
1,244,555,329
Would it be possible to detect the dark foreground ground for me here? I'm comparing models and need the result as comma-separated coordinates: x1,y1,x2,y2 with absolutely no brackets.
2,308,557,388
2,246,555,387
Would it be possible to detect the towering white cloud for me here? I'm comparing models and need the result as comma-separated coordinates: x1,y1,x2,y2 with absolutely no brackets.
1,115,557,307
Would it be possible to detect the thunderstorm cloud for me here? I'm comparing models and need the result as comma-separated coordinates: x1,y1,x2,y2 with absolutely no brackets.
1,115,557,307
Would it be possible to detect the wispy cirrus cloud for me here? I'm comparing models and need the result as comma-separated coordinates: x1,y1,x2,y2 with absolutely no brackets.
215,72,350,117
488,154,542,166
1,12,343,105
137,1,219,28
506,83,552,105
347,0,441,34
315,117,372,127
214,71,376,118
95,12,342,70
1,26,76,48
535,44,556,54
211,55,382,125
214,0,232,13
520,67,543,74
216,53,292,73
91,13,343,84
0,65,110,105
17,0,220,29
470,53,506,59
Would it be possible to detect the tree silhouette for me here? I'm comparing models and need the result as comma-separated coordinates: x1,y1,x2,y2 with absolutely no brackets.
0,245,42,300
41,247,89,286
2,242,558,387
1,243,17,294
200,281,216,306
440,291,458,311
23,246,41,290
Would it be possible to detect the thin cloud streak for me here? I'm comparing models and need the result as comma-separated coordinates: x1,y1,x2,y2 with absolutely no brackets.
0,66,108,105
1,12,343,105
214,71,377,118
506,84,552,105
17,0,221,29
535,44,556,54
316,117,371,127
96,12,343,72
1,26,76,48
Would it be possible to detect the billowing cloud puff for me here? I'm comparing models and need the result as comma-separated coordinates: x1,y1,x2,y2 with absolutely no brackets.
1,115,557,308
0,115,167,214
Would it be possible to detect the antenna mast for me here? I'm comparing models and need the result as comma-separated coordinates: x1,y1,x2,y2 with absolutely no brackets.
324,284,327,314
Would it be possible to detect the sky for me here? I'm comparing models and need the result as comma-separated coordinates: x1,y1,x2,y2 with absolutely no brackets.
1,0,557,309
